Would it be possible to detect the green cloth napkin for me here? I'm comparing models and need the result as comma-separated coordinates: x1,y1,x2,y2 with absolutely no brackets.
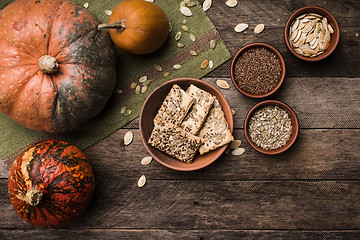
0,0,232,164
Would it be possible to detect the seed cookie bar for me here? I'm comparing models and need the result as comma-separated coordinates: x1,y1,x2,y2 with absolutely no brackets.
181,84,215,135
198,100,234,155
148,125,201,163
153,84,194,127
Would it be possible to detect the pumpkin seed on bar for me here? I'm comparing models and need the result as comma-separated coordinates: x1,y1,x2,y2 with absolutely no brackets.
120,106,126,114
135,85,141,94
177,43,185,48
105,10,112,16
114,89,123,94
168,22,172,32
124,109,132,116
173,64,182,70
210,39,216,49
187,1,197,7
201,59,209,69
175,31,182,41
189,33,196,42
209,60,214,69
83,3,89,8
163,72,170,78
182,19,187,24
139,76,148,83
141,86,148,93
180,6,192,16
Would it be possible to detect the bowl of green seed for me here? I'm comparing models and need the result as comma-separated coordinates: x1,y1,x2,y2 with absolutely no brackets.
244,100,299,155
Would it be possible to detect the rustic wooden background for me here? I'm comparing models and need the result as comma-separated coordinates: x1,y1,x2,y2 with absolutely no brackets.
1,0,359,239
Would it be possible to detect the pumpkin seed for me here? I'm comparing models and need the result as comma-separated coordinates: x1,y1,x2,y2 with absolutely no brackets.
142,79,151,86
145,0,154,2
189,33,196,42
254,24,265,34
216,79,230,89
114,89,123,94
234,23,248,33
137,175,146,187
201,60,209,69
141,85,148,93
328,24,334,34
180,6,192,16
120,106,126,114
230,140,242,149
139,76,148,83
180,1,186,7
141,156,153,165
181,25,189,32
168,22,172,32
173,64,182,70
231,147,245,156
231,109,236,115
175,31,182,41
203,0,212,11
177,42,185,48
210,39,216,49
186,1,197,7
208,60,214,69
124,109,132,116
154,64,163,72
135,85,141,94
124,131,133,146
189,50,197,56
163,72,170,78
130,82,137,89
83,3,89,9
105,10,112,16
225,0,237,7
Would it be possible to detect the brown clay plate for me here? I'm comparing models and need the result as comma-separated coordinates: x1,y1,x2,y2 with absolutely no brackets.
139,78,233,171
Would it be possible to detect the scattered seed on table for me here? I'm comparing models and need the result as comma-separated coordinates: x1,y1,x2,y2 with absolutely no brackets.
216,79,230,89
230,140,242,149
138,175,146,187
225,0,238,7
141,156,153,165
231,147,245,156
254,23,265,34
234,23,248,33
203,0,212,11
124,131,133,145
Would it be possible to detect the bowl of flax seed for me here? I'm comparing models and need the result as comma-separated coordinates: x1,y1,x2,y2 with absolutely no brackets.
230,43,286,98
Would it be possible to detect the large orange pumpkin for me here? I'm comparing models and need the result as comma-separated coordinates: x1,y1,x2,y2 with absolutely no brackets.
0,0,117,133
98,0,169,55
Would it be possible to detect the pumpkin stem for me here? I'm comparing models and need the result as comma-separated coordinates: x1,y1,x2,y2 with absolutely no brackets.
97,20,126,31
38,55,59,74
25,188,43,206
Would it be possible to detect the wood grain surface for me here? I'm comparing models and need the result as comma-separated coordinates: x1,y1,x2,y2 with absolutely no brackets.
1,0,360,239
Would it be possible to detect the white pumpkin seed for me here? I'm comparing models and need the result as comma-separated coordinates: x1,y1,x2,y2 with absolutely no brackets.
230,140,242,149
210,39,216,49
105,10,112,16
189,33,196,42
201,59,209,69
124,131,133,145
225,0,237,7
141,156,153,165
231,109,236,115
173,64,182,70
145,0,154,2
139,76,147,83
130,82,137,89
135,85,141,94
154,64,163,72
254,24,265,34
141,85,148,93
175,31,182,41
137,175,146,187
124,109,132,116
83,3,89,9
168,22,172,32
208,60,214,69
163,72,170,78
182,19,187,24
180,6,192,16
120,106,126,114
181,25,189,32
231,147,245,156
216,79,230,89
189,50,197,56
203,0,212,11
328,24,334,34
177,42,185,48
291,19,299,32
186,1,197,7
234,23,248,33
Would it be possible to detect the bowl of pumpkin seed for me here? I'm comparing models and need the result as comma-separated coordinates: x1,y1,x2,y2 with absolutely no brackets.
285,6,340,61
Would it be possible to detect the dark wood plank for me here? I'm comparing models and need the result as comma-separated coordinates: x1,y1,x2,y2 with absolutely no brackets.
0,229,359,240
1,129,360,180
1,179,359,229
205,0,360,78
125,77,360,129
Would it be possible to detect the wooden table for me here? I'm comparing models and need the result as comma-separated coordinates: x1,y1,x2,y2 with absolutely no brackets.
1,0,359,239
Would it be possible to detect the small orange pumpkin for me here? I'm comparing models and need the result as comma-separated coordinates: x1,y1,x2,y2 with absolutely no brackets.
98,0,169,55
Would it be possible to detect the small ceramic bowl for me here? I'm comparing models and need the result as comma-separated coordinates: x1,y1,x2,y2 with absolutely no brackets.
244,100,299,155
230,43,286,98
285,6,340,61
139,78,233,171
